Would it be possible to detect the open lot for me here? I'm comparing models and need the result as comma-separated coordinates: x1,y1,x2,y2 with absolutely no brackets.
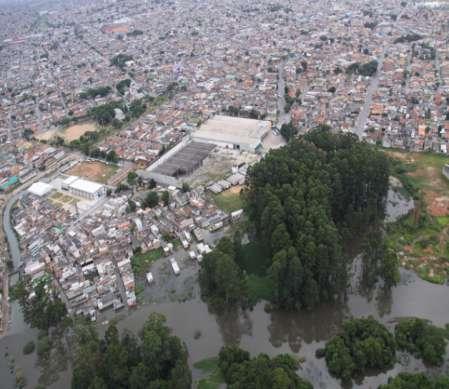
387,150,449,284
62,122,97,142
213,186,244,213
48,191,77,208
66,161,117,184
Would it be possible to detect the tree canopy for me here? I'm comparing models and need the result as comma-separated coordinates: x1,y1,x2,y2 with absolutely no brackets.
71,313,191,389
244,127,390,309
11,277,67,331
199,237,247,309
218,345,312,389
379,373,449,389
394,318,447,366
323,317,396,381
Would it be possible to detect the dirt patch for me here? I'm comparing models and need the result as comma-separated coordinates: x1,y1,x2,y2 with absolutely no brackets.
427,193,449,217
66,161,117,184
35,129,58,141
226,185,243,195
63,122,97,142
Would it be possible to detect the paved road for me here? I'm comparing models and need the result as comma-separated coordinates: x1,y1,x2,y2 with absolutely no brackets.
353,50,386,137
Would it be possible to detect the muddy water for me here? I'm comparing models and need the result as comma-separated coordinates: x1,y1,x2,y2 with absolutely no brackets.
2,190,449,388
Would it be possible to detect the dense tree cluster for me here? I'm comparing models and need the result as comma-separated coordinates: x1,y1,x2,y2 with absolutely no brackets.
116,79,132,95
72,313,191,389
395,318,447,366
218,345,312,389
244,128,390,309
111,53,134,70
199,238,247,309
379,373,449,389
394,33,423,44
79,86,112,100
346,60,378,77
11,278,67,331
322,317,396,381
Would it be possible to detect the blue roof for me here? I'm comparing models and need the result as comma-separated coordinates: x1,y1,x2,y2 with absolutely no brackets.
0,176,19,191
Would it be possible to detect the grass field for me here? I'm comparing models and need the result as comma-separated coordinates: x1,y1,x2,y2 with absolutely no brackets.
193,357,224,389
66,161,118,184
213,186,244,213
131,248,163,275
387,150,449,284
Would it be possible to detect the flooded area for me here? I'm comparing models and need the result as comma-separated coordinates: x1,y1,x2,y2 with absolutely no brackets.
2,183,449,388
2,266,449,388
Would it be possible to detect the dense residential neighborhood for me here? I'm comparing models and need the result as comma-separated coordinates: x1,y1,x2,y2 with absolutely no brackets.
2,0,449,388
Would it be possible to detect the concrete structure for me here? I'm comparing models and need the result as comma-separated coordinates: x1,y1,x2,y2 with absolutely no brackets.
192,115,271,152
28,181,53,197
62,176,106,200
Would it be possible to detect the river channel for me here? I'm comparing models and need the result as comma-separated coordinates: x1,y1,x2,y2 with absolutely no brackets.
1,187,448,388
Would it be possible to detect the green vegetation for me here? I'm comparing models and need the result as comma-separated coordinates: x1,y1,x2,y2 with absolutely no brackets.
79,86,111,100
116,79,131,95
11,277,67,331
395,318,447,366
199,237,247,309
394,33,423,44
322,317,396,382
379,373,449,388
362,229,400,289
218,345,312,388
346,60,378,76
194,357,224,389
142,191,159,208
213,189,243,213
244,128,390,310
127,171,137,185
71,313,191,389
23,341,36,355
386,150,449,283
131,248,163,275
246,274,274,304
280,121,298,141
111,53,133,70
88,100,124,125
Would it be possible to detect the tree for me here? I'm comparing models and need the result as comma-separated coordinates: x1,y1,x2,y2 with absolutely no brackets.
280,121,298,142
71,313,191,389
218,345,312,389
148,179,157,189
199,238,247,309
127,172,138,186
395,318,447,366
379,373,449,389
181,182,190,193
143,191,159,208
162,191,170,206
323,317,396,381
11,278,67,331
127,200,137,213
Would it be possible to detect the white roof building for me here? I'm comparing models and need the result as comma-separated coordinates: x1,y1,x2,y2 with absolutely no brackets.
192,115,271,152
28,181,53,197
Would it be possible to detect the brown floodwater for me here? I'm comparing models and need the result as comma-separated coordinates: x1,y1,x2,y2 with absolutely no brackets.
1,189,447,388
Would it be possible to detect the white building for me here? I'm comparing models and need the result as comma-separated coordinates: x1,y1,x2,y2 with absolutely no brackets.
62,176,106,200
192,115,271,152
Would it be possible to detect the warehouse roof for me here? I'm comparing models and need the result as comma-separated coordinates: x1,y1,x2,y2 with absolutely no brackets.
69,178,104,194
193,115,271,148
28,181,53,197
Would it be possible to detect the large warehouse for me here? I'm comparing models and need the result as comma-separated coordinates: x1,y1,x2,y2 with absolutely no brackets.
192,115,271,152
62,176,106,200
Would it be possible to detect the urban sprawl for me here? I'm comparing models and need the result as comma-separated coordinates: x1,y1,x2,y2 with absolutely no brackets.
0,0,448,330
